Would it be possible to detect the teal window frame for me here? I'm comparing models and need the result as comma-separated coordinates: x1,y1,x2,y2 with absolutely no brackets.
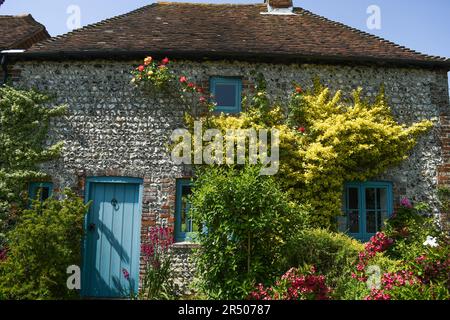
342,181,393,242
175,179,197,242
210,77,242,114
28,182,53,203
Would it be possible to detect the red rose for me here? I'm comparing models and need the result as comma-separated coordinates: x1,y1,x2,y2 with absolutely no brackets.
179,76,187,83
295,86,303,94
187,82,195,88
138,65,145,72
298,127,306,133
161,57,169,65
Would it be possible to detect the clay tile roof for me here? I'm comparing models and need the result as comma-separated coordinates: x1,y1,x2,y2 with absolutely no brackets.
0,14,50,50
22,2,450,69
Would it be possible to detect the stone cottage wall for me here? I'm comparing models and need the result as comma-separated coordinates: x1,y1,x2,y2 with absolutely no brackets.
11,59,450,292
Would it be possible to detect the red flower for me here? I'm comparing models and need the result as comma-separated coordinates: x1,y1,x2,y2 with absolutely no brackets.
187,82,195,88
122,268,130,281
295,86,303,94
298,127,306,133
138,65,145,72
197,87,204,94
179,76,187,83
161,57,170,65
199,96,206,103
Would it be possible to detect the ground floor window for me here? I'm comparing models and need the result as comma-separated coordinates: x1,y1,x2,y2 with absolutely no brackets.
340,181,393,242
175,179,199,242
28,182,53,203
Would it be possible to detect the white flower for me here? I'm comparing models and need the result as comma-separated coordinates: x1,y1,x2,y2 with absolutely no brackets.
423,236,438,248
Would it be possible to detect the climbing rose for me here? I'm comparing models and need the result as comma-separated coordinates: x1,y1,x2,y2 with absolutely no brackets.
295,86,303,93
161,57,170,65
144,56,152,65
187,82,195,88
199,96,206,103
298,127,306,133
179,76,187,83
138,65,145,72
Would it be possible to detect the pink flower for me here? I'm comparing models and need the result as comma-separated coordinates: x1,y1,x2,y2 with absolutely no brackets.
199,96,207,103
179,76,187,83
400,197,413,209
161,57,170,65
138,65,145,72
187,82,195,88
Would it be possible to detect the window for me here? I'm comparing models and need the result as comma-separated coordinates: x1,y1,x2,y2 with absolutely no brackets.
210,77,242,114
175,179,199,242
29,182,53,202
340,182,393,242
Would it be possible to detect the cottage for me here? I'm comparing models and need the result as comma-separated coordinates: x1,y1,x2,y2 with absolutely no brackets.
3,0,449,298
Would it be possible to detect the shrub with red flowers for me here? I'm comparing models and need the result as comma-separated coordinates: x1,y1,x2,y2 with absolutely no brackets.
348,229,450,300
249,267,331,300
139,226,175,300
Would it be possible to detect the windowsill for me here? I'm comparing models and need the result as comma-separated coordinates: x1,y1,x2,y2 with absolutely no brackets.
171,242,201,249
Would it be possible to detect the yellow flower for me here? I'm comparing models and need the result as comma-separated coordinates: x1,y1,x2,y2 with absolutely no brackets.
144,56,152,65
147,70,154,76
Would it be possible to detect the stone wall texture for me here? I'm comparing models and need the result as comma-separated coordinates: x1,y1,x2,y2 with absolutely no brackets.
11,59,450,292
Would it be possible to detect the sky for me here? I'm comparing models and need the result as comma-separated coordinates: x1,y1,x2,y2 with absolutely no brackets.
1,0,449,90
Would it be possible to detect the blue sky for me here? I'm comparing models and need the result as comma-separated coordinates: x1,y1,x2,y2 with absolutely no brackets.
1,0,449,90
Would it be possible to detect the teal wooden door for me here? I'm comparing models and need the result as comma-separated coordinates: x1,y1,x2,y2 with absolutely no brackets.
82,178,142,298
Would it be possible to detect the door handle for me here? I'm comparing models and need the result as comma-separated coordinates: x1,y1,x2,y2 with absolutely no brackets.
88,223,96,232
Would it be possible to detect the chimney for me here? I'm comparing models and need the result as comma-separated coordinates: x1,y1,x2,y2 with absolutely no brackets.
263,0,295,15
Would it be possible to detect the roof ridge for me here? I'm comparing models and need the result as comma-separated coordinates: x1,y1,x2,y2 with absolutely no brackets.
31,4,157,50
295,7,449,62
156,1,265,6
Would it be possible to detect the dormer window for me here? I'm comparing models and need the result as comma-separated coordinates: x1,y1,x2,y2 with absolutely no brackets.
210,77,242,114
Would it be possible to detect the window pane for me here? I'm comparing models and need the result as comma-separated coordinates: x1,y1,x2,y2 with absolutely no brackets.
215,84,236,107
181,185,192,233
366,210,376,233
377,188,387,210
365,188,376,209
39,187,50,201
348,187,358,209
348,210,359,233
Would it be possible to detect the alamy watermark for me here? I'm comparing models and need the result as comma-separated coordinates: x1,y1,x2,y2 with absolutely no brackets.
367,5,382,30
66,4,81,31
170,121,280,176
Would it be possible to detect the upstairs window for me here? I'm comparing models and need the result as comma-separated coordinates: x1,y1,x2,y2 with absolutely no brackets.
340,181,393,242
210,77,242,114
175,179,199,242
29,182,53,203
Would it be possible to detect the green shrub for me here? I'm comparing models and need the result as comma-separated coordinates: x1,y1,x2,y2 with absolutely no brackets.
0,190,88,299
0,86,66,249
190,165,308,299
281,229,363,288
